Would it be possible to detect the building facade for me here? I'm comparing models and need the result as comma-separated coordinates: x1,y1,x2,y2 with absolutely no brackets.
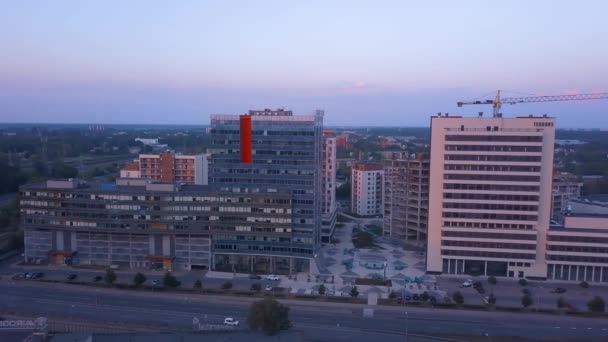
209,109,324,271
551,172,583,221
351,163,384,216
383,155,429,241
321,130,337,242
120,152,209,185
21,179,293,273
426,115,555,279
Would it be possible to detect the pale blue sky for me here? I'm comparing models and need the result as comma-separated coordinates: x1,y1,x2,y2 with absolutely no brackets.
1,0,607,126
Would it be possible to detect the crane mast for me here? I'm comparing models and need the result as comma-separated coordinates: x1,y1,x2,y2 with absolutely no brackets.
457,90,608,117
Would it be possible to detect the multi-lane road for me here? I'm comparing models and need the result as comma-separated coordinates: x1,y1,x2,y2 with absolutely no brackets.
1,279,607,341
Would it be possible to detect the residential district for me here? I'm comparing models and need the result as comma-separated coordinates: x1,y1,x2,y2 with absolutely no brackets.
2,108,608,341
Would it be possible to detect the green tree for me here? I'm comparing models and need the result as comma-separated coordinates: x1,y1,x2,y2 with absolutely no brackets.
420,291,430,302
318,284,326,295
133,272,146,287
350,286,359,298
104,269,117,286
248,298,291,335
487,293,496,305
588,296,605,313
222,281,233,290
162,271,181,288
522,294,533,308
51,160,78,178
518,279,528,287
557,296,567,309
452,291,464,305
389,290,397,299
488,276,497,285
193,279,202,290
251,283,261,292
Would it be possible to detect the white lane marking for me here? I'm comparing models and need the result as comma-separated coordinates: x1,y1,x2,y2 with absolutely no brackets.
587,328,592,330
554,327,560,329
571,327,577,330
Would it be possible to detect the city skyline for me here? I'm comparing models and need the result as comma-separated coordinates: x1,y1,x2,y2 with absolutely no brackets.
1,1,607,127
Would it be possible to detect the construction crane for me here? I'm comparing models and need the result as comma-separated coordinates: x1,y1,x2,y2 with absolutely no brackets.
457,90,608,118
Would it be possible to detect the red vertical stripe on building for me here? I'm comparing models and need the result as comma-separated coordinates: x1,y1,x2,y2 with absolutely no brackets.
240,115,252,164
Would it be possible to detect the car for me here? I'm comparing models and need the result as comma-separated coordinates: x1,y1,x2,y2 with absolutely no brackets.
151,280,161,286
412,294,420,301
461,279,473,288
265,285,273,291
67,274,77,280
248,274,262,280
93,275,102,282
24,272,32,279
31,272,43,279
266,275,280,281
404,294,412,301
551,287,567,294
473,281,482,289
223,317,239,326
476,286,486,294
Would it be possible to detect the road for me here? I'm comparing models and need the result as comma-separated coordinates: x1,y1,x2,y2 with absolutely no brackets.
1,279,607,341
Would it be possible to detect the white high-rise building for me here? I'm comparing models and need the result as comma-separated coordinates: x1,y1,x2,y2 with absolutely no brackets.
321,131,337,242
351,163,384,216
427,114,555,279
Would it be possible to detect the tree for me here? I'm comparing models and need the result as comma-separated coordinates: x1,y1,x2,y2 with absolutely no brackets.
51,160,78,178
587,296,605,313
557,296,567,309
579,281,590,289
248,298,291,335
522,294,533,308
452,291,464,305
487,293,496,305
488,276,497,286
389,290,397,299
350,286,359,298
420,291,430,302
193,279,202,290
318,284,326,295
518,279,528,287
251,283,261,292
133,272,146,287
162,271,181,288
104,269,116,286
222,281,233,290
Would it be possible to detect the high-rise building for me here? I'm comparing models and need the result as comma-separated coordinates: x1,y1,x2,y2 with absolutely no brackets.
20,179,290,272
321,130,337,242
120,152,209,185
209,109,324,273
351,163,384,216
426,114,555,279
383,154,429,241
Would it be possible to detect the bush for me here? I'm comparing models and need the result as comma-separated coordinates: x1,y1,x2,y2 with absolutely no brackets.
579,281,590,289
222,281,233,290
487,293,496,305
518,279,528,287
318,284,326,295
587,296,605,313
420,291,430,302
248,298,291,335
557,296,567,309
488,276,497,285
162,272,181,288
133,272,146,287
522,294,533,308
389,290,397,299
193,279,202,289
350,286,359,298
452,291,464,305
104,269,116,286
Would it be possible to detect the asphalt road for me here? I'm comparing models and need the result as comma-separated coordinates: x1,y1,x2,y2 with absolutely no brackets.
1,279,607,341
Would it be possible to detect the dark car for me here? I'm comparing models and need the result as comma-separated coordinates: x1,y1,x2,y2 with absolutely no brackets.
522,288,531,295
551,287,567,294
67,274,77,280
93,275,102,282
31,272,44,279
248,274,262,280
473,281,482,289
412,294,420,301
476,286,485,294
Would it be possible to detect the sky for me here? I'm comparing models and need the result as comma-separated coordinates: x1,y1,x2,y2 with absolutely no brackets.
0,0,607,127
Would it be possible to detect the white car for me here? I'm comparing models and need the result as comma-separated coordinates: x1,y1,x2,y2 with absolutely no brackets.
266,275,280,281
461,279,473,288
223,317,239,326
265,285,273,291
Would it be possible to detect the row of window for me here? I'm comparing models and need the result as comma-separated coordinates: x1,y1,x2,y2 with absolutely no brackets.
443,183,540,192
442,240,536,250
445,135,543,142
442,249,535,259
548,245,608,254
445,145,542,152
445,155,542,162
548,235,608,244
442,212,538,221
442,203,538,212
444,174,541,182
444,193,539,201
442,230,536,240
443,221,534,230
444,164,541,173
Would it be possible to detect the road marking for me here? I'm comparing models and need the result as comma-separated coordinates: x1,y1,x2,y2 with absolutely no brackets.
602,328,607,331
571,327,576,330
554,327,560,329
587,328,592,330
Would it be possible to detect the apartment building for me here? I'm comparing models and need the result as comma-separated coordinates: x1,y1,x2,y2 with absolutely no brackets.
547,196,608,283
120,152,208,185
351,163,384,216
383,154,429,241
209,109,324,272
20,178,293,273
321,130,337,242
427,114,555,279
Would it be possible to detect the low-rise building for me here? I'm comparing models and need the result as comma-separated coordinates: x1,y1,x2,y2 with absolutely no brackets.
120,152,209,185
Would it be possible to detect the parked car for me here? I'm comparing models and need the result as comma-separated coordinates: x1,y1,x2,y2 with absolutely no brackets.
151,280,161,286
265,285,273,291
223,318,239,326
461,279,473,288
31,272,44,279
266,275,280,281
248,274,262,280
24,272,32,279
551,287,567,294
67,274,77,280
473,281,482,289
412,294,420,301
476,286,486,294
93,275,102,282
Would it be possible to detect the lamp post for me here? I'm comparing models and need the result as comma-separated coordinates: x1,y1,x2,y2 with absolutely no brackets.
404,311,409,342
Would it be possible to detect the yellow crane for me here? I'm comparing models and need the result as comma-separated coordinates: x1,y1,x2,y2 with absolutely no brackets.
457,90,608,118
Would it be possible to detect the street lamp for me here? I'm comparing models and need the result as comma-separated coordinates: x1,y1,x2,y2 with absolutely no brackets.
404,311,409,342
